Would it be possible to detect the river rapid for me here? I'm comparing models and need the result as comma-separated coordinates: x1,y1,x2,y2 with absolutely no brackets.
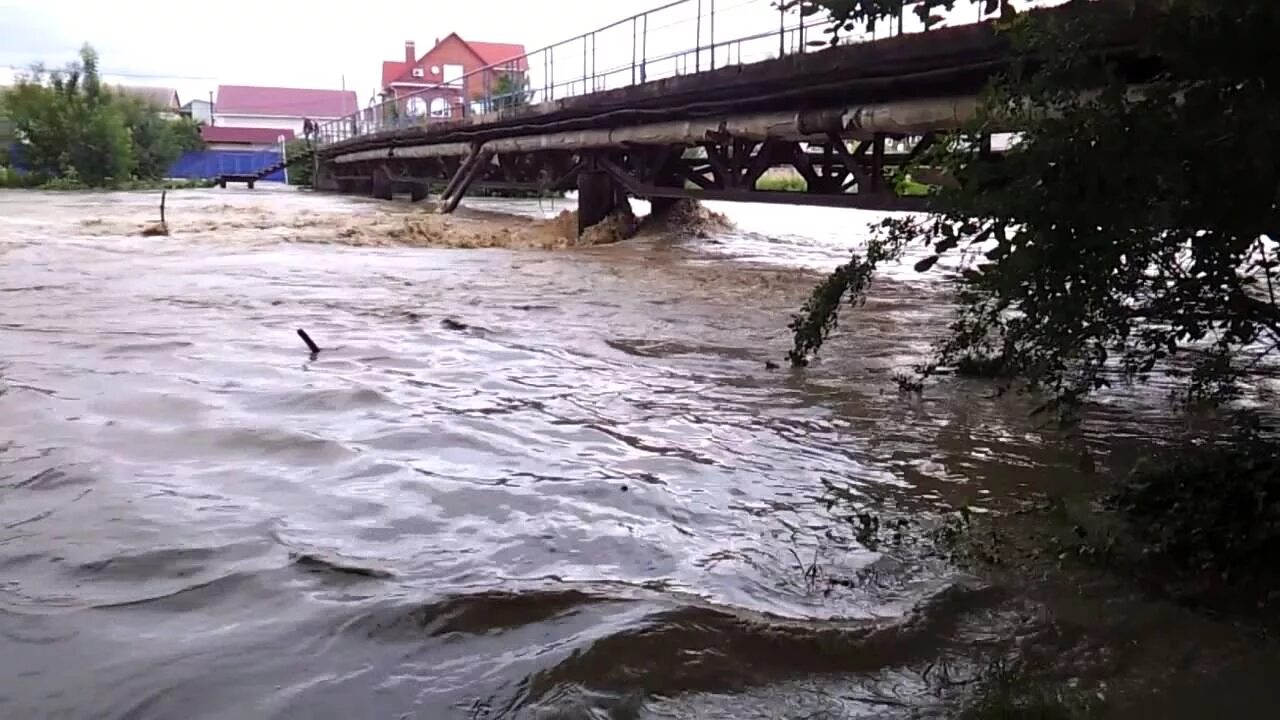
1,187,1277,719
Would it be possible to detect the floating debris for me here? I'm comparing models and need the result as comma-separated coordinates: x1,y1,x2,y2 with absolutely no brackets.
296,328,321,354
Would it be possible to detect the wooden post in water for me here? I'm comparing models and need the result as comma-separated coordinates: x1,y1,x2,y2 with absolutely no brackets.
576,165,623,236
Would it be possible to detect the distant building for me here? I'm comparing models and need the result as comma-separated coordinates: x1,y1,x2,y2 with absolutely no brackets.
181,98,214,125
213,85,358,135
117,86,182,117
380,34,528,118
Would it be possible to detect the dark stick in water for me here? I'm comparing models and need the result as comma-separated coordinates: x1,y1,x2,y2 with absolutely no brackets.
297,329,321,354
160,190,166,225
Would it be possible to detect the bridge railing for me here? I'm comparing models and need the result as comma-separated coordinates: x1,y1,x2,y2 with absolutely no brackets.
313,0,1007,148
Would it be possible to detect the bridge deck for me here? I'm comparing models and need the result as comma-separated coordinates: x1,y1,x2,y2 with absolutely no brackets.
305,2,1151,227
318,3,1146,159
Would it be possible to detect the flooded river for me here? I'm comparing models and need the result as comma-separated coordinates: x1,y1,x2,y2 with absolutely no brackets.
1,188,1276,718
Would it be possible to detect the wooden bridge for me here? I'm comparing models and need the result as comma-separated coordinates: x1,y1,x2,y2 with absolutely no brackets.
273,0,1148,234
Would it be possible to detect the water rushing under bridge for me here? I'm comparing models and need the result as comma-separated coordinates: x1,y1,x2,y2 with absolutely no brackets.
239,0,1152,233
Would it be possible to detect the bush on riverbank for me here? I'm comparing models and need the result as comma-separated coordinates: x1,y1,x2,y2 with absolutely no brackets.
0,170,214,191
754,167,933,195
0,44,203,189
0,166,43,188
285,140,313,187
1109,434,1280,583
756,174,807,192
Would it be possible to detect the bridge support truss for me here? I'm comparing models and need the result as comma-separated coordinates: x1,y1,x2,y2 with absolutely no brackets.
322,130,944,234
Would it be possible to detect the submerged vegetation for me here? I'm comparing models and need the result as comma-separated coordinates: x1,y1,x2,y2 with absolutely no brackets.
0,44,204,189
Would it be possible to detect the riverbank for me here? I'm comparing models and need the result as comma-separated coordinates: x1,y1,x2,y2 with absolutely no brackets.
0,169,216,191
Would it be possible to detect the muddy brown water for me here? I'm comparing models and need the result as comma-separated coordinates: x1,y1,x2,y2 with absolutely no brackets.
1,188,1277,719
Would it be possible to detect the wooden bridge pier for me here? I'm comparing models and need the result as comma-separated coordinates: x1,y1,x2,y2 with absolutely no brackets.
576,164,628,235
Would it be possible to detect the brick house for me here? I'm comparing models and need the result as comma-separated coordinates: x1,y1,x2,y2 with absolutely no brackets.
380,34,528,118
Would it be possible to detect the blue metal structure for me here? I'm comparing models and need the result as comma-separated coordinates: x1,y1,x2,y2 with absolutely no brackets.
169,149,286,183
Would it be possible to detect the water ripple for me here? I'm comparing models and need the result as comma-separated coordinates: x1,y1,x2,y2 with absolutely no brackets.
0,188,1152,718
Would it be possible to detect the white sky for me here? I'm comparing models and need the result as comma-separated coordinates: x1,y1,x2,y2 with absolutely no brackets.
0,0,1030,109
0,0,658,106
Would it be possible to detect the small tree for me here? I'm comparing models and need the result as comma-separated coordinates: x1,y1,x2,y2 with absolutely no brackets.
491,72,530,110
7,44,133,184
6,43,207,186
116,93,204,180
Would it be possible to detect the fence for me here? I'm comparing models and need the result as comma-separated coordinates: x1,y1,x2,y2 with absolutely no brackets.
314,0,1005,147
168,149,287,182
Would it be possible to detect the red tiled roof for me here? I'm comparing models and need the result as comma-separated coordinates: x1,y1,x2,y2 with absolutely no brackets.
215,85,357,119
463,40,529,70
382,61,410,89
201,126,296,144
382,36,528,89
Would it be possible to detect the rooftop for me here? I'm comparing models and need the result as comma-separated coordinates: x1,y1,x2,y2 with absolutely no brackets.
117,85,181,109
215,85,358,119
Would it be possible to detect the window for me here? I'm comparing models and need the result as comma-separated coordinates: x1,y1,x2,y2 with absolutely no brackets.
443,64,465,87
429,97,451,118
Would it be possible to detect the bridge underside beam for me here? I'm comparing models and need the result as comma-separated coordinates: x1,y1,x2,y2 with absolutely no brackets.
321,131,949,226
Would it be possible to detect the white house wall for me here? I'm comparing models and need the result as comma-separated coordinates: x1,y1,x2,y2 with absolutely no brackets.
213,114,347,134
213,115,305,134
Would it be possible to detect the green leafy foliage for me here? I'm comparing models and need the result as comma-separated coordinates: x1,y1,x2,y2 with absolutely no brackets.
1110,435,1280,578
491,73,531,110
116,95,204,181
790,0,1280,421
285,140,314,187
1,43,205,187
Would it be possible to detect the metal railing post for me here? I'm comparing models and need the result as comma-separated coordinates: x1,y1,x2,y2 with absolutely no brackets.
582,35,588,95
591,31,597,91
779,4,785,57
641,13,648,82
632,17,637,85
710,0,716,70
696,0,702,72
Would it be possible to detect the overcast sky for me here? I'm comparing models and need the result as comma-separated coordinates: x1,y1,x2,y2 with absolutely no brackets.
0,0,664,103
0,0,1022,109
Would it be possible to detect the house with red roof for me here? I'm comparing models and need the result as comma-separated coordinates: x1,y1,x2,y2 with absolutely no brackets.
212,85,359,136
199,126,296,151
381,35,527,118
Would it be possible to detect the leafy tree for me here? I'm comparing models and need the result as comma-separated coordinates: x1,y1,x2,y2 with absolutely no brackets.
789,0,1280,421
491,72,530,110
4,43,204,186
116,94,204,180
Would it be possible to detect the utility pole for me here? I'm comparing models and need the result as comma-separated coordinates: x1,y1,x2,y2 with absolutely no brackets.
279,135,288,185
